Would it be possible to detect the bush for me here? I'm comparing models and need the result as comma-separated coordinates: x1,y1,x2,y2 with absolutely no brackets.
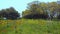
23,13,48,19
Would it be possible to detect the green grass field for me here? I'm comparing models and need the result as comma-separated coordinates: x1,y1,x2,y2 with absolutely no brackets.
0,19,60,34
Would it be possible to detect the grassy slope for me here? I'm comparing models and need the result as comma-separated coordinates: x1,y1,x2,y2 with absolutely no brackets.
0,19,60,34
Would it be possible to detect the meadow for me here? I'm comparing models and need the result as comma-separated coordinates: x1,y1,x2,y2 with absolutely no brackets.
0,19,60,34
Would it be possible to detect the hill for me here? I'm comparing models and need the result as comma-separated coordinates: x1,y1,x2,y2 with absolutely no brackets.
0,19,60,34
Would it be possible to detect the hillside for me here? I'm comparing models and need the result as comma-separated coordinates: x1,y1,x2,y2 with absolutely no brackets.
0,19,60,34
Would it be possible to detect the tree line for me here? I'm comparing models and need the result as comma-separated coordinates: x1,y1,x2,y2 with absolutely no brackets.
0,1,60,20
22,1,60,19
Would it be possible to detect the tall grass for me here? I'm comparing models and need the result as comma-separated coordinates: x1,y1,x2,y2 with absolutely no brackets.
0,19,60,34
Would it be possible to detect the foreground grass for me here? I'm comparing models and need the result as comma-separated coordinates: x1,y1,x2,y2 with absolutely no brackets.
0,19,60,34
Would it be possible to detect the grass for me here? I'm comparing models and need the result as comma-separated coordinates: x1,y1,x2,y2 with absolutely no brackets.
0,19,60,34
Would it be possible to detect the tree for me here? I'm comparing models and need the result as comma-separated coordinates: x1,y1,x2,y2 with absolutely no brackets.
22,1,48,19
0,7,20,20
48,2,60,19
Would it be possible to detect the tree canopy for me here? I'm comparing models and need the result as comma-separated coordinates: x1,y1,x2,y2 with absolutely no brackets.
22,1,60,19
0,7,20,20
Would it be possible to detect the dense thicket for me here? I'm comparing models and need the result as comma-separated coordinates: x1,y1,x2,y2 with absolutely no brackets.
0,7,20,20
22,1,60,19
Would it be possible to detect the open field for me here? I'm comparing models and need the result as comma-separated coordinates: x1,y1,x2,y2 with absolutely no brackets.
0,19,60,34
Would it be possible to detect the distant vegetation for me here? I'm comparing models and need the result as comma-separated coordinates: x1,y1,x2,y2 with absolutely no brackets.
0,1,60,20
22,1,60,19
0,7,20,20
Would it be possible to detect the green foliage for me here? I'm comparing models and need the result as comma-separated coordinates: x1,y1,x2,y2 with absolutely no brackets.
22,1,60,19
22,1,49,19
0,7,20,20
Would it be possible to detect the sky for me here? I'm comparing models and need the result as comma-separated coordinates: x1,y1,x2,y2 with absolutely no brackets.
0,0,57,13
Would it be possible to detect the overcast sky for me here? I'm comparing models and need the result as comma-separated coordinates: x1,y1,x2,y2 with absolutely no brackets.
0,0,57,13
